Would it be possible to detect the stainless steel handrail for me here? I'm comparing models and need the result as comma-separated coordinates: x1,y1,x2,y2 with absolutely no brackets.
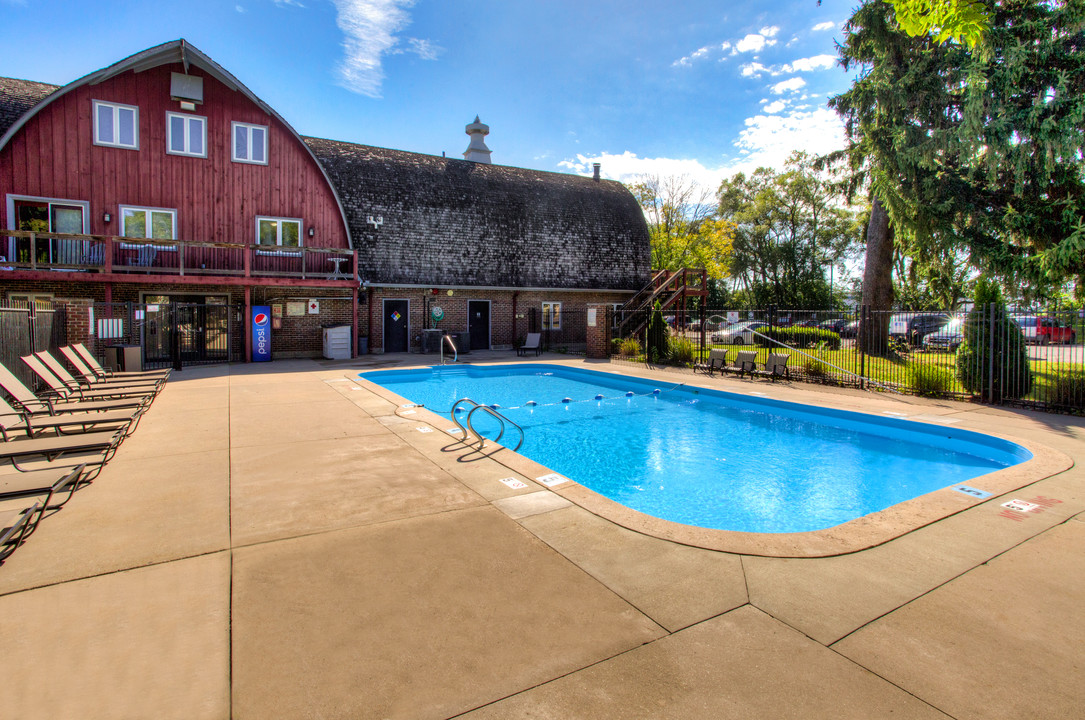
440,334,458,364
449,397,525,451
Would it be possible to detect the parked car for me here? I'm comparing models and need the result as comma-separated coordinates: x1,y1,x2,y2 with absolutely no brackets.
1016,316,1077,345
922,317,965,352
711,321,767,345
818,318,849,334
888,313,950,343
686,314,727,332
839,319,860,338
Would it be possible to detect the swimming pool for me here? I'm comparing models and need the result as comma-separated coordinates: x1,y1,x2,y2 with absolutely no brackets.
361,364,1032,534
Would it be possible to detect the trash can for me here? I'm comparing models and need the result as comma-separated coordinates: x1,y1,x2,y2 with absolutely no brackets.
104,345,142,371
358,336,368,355
422,328,444,354
455,330,471,354
321,324,352,360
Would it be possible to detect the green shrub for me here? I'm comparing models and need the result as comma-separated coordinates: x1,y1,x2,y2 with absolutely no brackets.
956,277,1032,400
760,326,841,350
1049,372,1085,409
618,337,641,357
668,336,695,364
907,363,954,397
646,302,668,362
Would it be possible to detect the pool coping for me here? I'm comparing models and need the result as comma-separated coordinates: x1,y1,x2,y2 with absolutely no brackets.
354,362,1073,558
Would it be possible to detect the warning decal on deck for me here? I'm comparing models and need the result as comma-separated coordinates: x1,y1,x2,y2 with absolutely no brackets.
953,485,992,499
498,477,528,490
536,473,569,487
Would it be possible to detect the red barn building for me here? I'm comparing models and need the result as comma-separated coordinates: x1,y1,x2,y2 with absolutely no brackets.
0,39,651,368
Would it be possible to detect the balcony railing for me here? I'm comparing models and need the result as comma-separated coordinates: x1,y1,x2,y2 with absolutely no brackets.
0,230,357,281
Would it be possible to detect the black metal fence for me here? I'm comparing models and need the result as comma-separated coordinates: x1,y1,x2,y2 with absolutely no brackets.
0,301,67,390
611,306,1085,414
89,302,244,370
526,307,588,355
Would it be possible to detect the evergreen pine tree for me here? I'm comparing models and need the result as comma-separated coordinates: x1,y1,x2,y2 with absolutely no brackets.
956,276,1033,401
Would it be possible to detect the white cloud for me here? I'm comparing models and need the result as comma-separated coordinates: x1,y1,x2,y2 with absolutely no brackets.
557,106,846,193
763,99,787,114
273,0,306,6
235,4,246,11
734,106,846,169
331,0,438,98
673,45,713,67
740,62,768,78
759,26,780,38
734,33,771,54
812,21,836,32
780,54,837,73
770,77,806,94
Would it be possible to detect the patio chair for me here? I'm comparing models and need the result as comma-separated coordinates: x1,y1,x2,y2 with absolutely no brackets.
0,464,86,511
517,332,542,357
762,353,791,381
0,362,150,417
694,349,730,376
0,501,43,563
63,345,170,382
0,395,141,441
39,349,163,394
127,244,157,268
722,350,759,377
21,355,156,403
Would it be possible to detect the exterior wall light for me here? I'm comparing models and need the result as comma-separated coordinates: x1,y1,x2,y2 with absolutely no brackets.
103,212,111,223
308,226,315,238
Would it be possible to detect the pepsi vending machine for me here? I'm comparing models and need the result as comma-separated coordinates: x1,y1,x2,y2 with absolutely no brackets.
252,305,272,362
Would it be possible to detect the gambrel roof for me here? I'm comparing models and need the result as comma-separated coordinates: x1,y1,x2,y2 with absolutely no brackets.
305,137,650,290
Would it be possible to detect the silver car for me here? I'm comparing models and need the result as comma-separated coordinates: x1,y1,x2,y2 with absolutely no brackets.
711,321,767,345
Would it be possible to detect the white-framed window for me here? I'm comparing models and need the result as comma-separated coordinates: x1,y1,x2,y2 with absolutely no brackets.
6,292,54,309
120,206,176,240
166,112,206,157
233,122,268,165
93,100,139,149
257,216,301,247
542,301,562,330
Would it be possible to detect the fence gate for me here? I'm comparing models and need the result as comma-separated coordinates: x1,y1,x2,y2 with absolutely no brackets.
93,302,241,370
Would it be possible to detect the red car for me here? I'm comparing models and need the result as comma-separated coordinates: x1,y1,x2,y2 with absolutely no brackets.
1018,316,1077,345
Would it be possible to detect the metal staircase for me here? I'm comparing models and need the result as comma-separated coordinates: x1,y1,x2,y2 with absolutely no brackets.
616,268,708,338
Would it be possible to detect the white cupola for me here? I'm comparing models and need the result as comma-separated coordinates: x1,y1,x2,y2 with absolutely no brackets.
463,116,492,164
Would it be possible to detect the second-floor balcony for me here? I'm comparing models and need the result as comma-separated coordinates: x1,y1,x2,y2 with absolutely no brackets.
0,230,358,285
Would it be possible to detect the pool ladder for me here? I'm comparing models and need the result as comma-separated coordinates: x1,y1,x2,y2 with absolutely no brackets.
450,397,525,451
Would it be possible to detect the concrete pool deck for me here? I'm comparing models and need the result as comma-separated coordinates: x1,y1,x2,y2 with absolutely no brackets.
0,351,1081,719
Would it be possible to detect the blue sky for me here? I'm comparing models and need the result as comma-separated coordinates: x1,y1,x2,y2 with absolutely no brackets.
1,0,858,188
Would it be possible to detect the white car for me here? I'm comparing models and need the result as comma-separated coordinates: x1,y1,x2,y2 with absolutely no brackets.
711,321,767,345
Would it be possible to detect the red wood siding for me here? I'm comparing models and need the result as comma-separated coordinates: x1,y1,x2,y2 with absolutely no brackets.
0,63,347,249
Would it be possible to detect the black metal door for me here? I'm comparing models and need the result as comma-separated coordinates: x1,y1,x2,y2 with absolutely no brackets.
469,301,490,351
384,300,409,352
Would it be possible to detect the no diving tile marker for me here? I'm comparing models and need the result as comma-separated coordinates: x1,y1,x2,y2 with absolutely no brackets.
498,477,528,490
416,427,434,434
954,485,992,499
536,473,569,487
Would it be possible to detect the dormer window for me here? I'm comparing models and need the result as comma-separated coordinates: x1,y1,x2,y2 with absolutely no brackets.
233,122,268,165
93,100,139,149
166,112,207,158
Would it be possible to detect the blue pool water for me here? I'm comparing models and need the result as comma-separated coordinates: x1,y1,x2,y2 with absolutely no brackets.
361,364,1031,533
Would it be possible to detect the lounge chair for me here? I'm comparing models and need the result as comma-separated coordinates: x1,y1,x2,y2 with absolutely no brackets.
0,395,140,441
0,501,43,563
0,426,124,473
67,342,170,381
63,344,170,382
517,332,542,357
0,362,150,417
33,351,162,396
694,349,730,376
0,464,85,511
722,350,759,377
21,355,156,404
